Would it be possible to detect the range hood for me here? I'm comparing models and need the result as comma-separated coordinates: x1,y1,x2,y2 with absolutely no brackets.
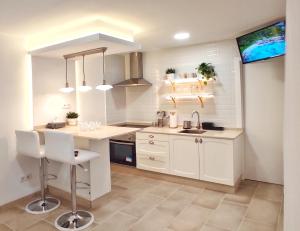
114,52,152,87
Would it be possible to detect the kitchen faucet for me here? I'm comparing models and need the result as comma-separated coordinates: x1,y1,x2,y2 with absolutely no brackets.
192,110,201,129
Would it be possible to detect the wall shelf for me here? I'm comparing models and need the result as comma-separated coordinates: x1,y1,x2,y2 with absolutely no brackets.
164,93,214,108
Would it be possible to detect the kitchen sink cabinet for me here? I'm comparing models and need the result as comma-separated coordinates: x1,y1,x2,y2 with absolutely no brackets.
169,135,199,179
136,131,243,187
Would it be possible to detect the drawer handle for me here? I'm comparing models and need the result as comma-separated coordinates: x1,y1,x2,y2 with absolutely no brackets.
149,141,154,145
199,138,203,144
149,135,154,138
149,156,155,161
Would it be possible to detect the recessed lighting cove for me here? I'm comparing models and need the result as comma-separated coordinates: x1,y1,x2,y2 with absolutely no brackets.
174,32,190,40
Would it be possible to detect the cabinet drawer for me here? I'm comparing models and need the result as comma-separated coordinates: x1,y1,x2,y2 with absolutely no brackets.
137,152,169,174
136,132,169,142
136,139,169,155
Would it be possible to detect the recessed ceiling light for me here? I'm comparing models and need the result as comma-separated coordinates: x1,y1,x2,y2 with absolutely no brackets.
174,32,190,40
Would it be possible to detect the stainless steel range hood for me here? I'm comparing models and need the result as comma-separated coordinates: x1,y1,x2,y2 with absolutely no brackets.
114,52,152,87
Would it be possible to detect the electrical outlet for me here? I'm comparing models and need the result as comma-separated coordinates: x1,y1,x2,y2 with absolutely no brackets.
62,104,71,109
20,173,33,183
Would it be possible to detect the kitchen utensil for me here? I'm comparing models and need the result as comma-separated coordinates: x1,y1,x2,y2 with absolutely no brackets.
183,120,192,129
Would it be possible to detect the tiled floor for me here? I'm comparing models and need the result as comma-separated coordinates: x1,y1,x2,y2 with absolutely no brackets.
0,170,283,231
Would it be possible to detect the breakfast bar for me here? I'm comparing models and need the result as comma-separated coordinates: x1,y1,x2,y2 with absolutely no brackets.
36,125,141,207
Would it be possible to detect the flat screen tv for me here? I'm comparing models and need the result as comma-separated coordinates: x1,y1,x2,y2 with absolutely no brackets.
236,21,286,64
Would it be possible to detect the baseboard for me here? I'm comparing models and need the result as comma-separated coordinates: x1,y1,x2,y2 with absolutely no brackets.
0,190,40,210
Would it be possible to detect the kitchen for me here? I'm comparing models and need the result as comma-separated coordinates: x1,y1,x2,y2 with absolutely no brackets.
0,1,299,231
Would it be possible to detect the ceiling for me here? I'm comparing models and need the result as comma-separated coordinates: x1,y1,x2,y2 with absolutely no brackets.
0,0,285,51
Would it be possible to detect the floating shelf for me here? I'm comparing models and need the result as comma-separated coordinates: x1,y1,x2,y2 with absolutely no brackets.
163,93,214,108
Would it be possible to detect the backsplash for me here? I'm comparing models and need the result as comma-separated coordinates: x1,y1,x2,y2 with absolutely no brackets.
126,39,242,128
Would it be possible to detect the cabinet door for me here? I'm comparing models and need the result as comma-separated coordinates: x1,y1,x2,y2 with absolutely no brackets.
136,139,170,174
170,135,199,179
200,138,234,185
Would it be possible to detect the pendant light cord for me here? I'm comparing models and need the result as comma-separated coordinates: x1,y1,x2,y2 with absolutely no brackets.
82,55,86,82
102,51,105,84
65,58,68,83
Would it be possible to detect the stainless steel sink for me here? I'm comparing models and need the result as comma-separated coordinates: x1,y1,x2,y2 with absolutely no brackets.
178,129,206,134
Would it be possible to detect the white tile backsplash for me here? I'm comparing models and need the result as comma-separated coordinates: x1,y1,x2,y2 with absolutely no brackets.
126,39,242,128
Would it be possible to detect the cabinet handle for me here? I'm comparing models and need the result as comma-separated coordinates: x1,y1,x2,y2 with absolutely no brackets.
195,138,198,143
149,135,154,138
149,141,154,145
199,138,203,144
149,156,155,161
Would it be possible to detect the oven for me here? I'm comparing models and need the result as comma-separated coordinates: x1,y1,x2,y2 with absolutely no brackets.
110,139,136,166
109,123,150,167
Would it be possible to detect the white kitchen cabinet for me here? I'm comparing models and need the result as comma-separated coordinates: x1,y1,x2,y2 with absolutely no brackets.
169,135,199,179
136,139,170,174
199,137,243,186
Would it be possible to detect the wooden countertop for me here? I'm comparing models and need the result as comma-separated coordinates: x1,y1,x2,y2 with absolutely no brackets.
138,126,243,139
35,125,141,140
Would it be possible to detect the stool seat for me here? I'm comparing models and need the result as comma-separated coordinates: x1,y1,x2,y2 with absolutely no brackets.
15,130,60,214
44,131,98,231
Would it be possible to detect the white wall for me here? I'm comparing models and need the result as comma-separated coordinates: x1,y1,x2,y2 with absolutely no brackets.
75,55,126,124
0,34,40,206
244,57,284,184
126,40,242,127
32,57,76,126
284,0,300,229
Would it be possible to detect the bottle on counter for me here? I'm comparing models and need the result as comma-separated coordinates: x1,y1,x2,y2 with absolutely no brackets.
169,110,178,128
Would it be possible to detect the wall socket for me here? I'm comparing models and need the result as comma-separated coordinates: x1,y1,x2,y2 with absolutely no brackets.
20,174,33,183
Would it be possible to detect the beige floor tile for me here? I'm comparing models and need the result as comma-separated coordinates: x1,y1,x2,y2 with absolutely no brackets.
92,198,130,223
246,198,281,227
148,182,180,198
207,201,247,231
168,204,212,231
24,220,56,231
200,224,229,231
239,219,276,231
224,180,257,204
179,185,204,194
93,212,137,231
254,183,283,202
129,208,175,231
157,190,197,216
0,224,12,231
192,189,224,209
121,194,163,218
0,206,48,231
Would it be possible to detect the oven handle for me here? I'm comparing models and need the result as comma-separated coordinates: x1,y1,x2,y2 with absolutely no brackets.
110,140,135,146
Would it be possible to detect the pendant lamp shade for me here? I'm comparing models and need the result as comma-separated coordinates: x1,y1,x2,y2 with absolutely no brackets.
96,49,113,91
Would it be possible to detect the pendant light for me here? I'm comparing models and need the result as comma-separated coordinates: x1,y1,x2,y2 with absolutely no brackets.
78,55,92,92
96,49,113,91
60,58,74,93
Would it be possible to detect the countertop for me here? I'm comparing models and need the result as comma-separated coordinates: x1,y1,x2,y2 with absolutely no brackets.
35,125,141,140
138,126,243,139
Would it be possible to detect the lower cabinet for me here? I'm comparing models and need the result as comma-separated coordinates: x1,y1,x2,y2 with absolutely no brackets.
169,135,199,179
136,139,170,174
200,138,235,186
136,132,243,186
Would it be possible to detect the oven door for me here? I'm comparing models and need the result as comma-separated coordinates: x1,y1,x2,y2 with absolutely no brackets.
109,140,136,167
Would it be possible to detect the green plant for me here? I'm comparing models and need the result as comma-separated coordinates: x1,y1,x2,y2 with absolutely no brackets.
66,112,79,119
196,63,216,84
166,68,176,74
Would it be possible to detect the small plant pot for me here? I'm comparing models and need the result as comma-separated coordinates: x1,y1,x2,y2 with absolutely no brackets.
166,73,175,80
67,118,77,126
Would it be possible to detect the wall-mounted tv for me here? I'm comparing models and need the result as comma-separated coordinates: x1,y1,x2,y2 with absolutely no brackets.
236,21,286,64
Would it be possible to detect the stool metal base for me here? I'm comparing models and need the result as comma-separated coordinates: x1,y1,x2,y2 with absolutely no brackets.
25,197,60,214
55,210,94,231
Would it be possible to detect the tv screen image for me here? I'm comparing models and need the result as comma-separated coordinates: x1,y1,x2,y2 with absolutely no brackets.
236,21,286,64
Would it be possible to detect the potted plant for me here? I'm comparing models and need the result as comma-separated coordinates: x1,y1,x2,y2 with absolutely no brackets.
66,112,79,126
196,63,217,85
166,68,176,79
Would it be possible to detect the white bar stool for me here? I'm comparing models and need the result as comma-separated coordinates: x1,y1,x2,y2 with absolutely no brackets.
15,130,61,214
44,131,99,231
